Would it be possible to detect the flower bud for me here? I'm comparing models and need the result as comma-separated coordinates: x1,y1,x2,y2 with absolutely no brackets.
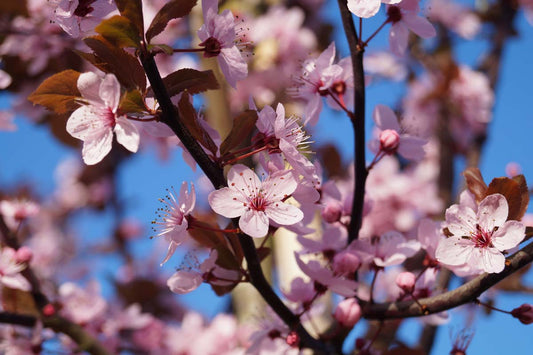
511,303,533,324
333,251,360,275
396,271,416,293
322,201,343,223
286,331,299,347
42,304,56,317
379,129,400,153
15,246,33,264
334,298,361,327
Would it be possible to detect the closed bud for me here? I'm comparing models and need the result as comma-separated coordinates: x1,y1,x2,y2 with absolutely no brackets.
286,331,299,347
334,298,361,327
15,246,33,264
322,201,343,223
379,129,400,153
396,271,416,293
511,303,533,324
333,250,360,275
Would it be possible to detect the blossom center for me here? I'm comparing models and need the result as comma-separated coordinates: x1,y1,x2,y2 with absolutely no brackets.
200,37,222,58
102,107,116,128
74,0,97,17
471,224,494,249
387,6,402,23
250,193,268,212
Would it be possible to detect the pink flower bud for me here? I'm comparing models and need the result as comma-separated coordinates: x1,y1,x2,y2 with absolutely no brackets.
286,331,300,347
396,271,416,293
15,246,33,264
333,251,360,275
379,129,400,153
511,303,533,324
334,298,361,327
322,201,343,223
42,304,56,317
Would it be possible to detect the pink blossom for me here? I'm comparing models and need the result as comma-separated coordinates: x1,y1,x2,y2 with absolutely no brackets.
0,199,40,230
351,230,420,268
395,271,415,293
0,112,16,131
436,193,526,274
0,247,31,291
152,182,196,265
334,298,361,327
197,0,248,88
66,72,140,165
283,277,315,304
369,104,427,161
52,0,116,38
347,0,401,19
386,0,436,56
59,281,107,324
208,164,303,238
295,253,358,297
427,0,481,39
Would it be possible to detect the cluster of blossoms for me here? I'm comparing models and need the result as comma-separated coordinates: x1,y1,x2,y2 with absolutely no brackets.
1,0,533,353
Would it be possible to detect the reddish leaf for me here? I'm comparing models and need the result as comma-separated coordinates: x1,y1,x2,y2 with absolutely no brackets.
0,1,28,16
95,15,141,48
210,281,238,296
114,0,144,39
177,93,218,155
82,36,146,91
256,246,271,262
146,0,198,43
28,70,81,114
512,174,529,221
220,110,258,156
188,223,240,271
318,144,344,178
162,69,219,97
463,167,487,202
486,177,523,221
119,90,147,114
1,287,39,317
224,226,244,265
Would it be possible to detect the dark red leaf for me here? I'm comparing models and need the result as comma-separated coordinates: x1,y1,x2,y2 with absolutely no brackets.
220,110,258,156
463,167,487,203
146,0,198,43
28,70,81,114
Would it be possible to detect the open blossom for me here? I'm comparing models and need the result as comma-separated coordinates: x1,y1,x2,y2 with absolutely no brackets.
52,0,116,38
0,247,31,291
352,231,420,268
428,0,480,39
152,182,195,265
369,104,427,160
348,0,401,19
66,72,140,165
436,193,526,274
208,164,303,238
385,0,436,56
0,199,40,230
59,281,107,324
197,0,248,88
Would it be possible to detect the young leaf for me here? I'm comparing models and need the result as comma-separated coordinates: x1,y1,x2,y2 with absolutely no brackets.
28,69,81,114
114,0,144,39
82,36,146,91
187,224,240,270
177,92,218,155
512,174,529,221
146,0,198,43
119,90,147,114
220,110,258,156
95,15,141,49
162,69,219,97
486,177,523,221
463,167,487,202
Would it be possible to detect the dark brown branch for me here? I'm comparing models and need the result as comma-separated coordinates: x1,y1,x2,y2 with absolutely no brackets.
139,52,331,354
337,0,367,244
362,242,533,319
0,312,37,327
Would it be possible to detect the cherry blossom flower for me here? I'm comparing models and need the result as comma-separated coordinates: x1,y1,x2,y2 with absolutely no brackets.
385,0,437,56
436,193,526,274
166,250,240,294
369,104,427,161
351,231,420,268
197,0,248,88
348,0,401,19
428,0,481,40
0,199,40,230
66,72,140,165
208,164,303,238
291,42,343,125
152,182,196,265
0,247,31,291
52,0,116,38
255,103,316,180
59,281,107,324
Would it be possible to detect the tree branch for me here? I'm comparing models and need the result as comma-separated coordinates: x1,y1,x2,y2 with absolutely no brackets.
361,242,533,319
336,0,367,244
139,52,331,353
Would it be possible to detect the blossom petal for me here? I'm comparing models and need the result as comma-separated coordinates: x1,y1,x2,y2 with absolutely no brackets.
99,73,121,110
265,202,303,226
477,193,508,232
115,117,140,153
227,164,262,198
471,248,505,274
445,204,477,237
239,210,269,238
373,104,401,131
389,23,409,56
435,236,472,266
398,135,426,160
219,46,248,88
347,0,381,18
1,275,31,291
77,72,103,104
262,169,298,200
491,220,525,251
167,271,203,294
402,13,437,39
81,129,114,165
208,187,247,218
